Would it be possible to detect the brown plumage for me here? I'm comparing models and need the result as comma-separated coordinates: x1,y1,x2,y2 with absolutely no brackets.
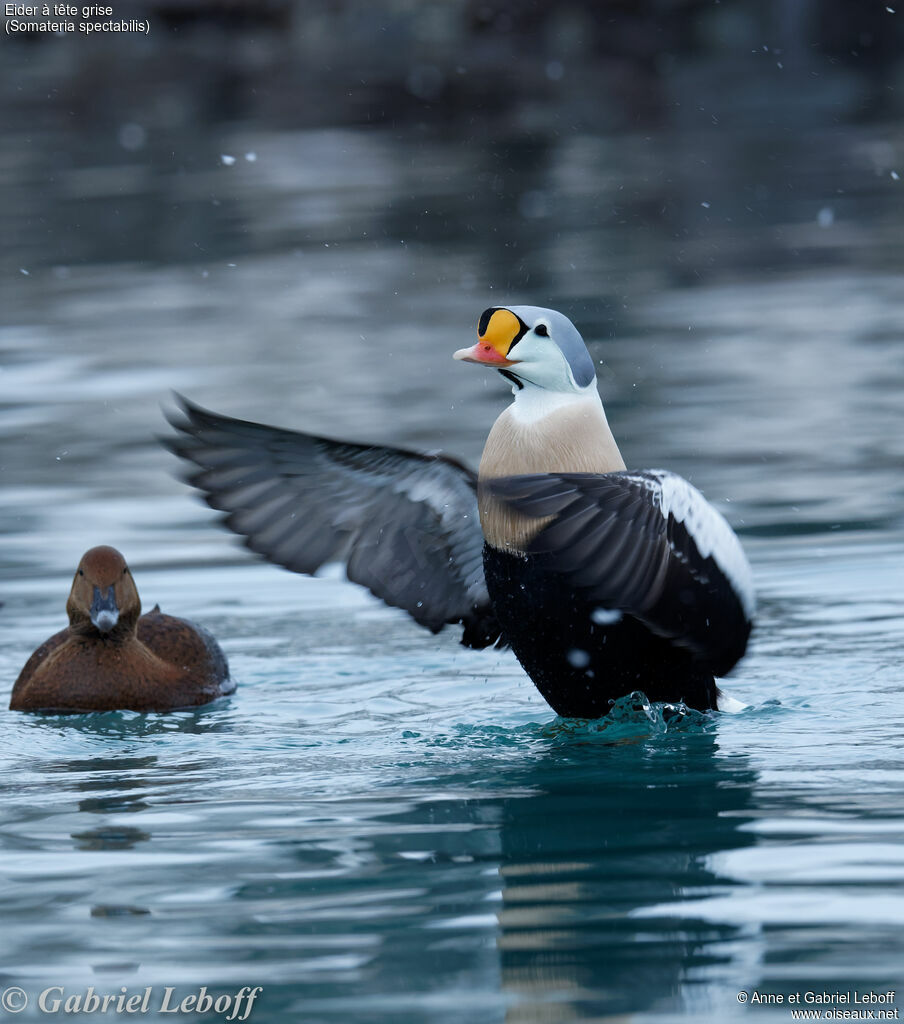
10,546,233,713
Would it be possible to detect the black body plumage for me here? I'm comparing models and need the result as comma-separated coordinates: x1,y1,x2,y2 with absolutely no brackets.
485,471,753,681
483,543,718,717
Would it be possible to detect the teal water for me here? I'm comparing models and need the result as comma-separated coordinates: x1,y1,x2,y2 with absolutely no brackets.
1,541,903,1022
3,41,904,1022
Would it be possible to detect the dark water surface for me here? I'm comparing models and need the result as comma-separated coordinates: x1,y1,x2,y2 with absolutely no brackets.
2,29,904,1024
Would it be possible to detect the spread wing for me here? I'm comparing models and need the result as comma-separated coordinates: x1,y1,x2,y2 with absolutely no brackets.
487,470,754,675
163,396,501,649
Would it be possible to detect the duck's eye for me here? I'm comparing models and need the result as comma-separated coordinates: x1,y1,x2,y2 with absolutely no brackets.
123,568,129,576
534,324,549,337
78,569,84,577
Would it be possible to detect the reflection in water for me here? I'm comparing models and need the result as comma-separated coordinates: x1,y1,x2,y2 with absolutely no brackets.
19,708,237,740
198,725,758,1021
71,825,151,852
79,794,151,814
495,734,756,1020
43,755,157,779
90,905,151,917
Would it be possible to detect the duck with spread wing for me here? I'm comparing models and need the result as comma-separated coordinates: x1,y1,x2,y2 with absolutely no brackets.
165,305,753,718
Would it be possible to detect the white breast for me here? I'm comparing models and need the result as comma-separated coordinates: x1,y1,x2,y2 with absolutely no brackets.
478,388,625,550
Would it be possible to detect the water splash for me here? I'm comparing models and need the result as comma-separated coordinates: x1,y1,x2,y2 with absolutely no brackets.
542,691,716,744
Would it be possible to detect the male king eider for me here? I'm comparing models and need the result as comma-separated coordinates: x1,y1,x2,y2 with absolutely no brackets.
164,305,753,718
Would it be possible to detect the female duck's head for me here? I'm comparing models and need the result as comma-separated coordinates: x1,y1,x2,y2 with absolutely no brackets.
66,545,141,636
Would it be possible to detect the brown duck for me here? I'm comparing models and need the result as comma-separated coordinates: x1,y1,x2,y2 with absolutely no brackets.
10,546,234,713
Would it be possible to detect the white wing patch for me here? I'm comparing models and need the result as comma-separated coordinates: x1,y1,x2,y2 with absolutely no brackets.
640,470,756,620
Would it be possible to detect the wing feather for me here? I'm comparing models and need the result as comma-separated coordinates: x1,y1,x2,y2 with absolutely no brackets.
488,470,754,674
163,396,501,648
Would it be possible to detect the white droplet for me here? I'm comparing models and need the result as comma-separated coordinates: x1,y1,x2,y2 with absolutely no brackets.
567,648,591,668
591,608,623,626
244,151,257,162
220,154,236,166
701,201,711,209
891,170,900,180
817,206,834,228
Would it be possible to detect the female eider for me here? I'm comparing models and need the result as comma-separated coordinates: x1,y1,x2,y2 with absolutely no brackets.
10,546,233,713
165,306,753,717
